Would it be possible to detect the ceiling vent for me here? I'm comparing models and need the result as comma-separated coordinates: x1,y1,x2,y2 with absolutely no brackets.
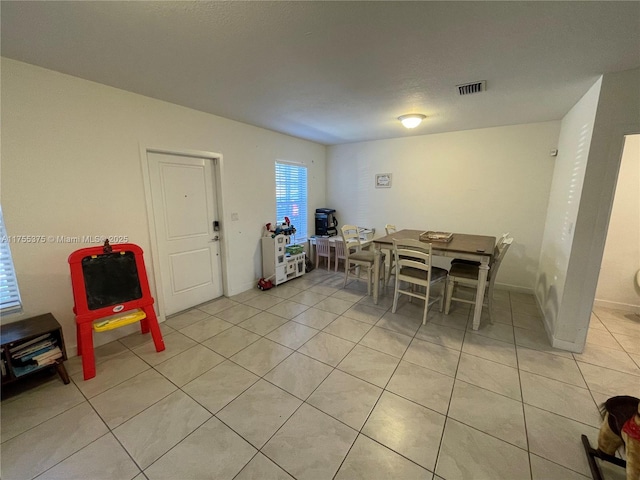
457,81,486,96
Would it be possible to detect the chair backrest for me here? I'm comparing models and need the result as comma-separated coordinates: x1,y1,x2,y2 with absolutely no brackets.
492,232,510,256
316,237,331,256
341,224,361,248
393,238,434,287
385,224,397,235
488,236,513,285
334,238,346,259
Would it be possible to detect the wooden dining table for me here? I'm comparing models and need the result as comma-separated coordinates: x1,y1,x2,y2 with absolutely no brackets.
372,229,496,330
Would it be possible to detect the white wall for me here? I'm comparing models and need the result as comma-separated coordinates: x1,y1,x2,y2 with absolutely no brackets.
538,68,640,352
1,58,326,351
595,134,640,312
536,78,602,339
327,122,560,290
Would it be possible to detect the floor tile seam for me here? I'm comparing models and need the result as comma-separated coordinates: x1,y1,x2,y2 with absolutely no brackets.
457,349,519,371
265,304,313,321
304,327,357,350
585,335,635,355
103,383,214,438
195,302,239,317
262,330,323,352
465,328,517,346
452,377,526,405
179,366,260,417
259,364,334,403
31,430,135,480
516,368,593,392
527,451,593,479
71,362,154,401
288,347,347,371
137,410,213,475
523,402,604,431
519,396,602,430
576,336,640,355
213,389,305,449
90,373,180,428
0,390,96,449
442,328,471,418
288,317,327,331
255,400,358,476
179,320,237,342
399,349,460,379
411,332,464,352
152,351,232,390
575,358,640,378
602,328,640,340
445,415,531,455
0,404,70,446
349,430,438,475
573,355,640,376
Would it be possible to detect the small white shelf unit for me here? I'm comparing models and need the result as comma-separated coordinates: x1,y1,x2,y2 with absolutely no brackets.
261,234,306,286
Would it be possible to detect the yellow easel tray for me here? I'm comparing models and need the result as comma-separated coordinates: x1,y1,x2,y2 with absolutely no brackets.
93,310,146,332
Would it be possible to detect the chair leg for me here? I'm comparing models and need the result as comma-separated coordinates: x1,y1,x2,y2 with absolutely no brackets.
439,281,446,313
366,266,372,296
487,287,494,324
392,277,400,314
445,279,454,314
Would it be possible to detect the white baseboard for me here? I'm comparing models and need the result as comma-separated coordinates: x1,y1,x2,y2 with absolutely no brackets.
593,298,640,314
550,335,584,353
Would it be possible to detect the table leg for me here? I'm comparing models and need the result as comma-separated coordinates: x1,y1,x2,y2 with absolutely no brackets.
472,261,490,330
373,248,382,304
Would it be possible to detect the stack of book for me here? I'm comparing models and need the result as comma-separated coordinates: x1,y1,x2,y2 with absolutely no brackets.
9,333,63,377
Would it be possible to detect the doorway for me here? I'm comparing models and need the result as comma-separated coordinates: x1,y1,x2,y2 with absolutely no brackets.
145,150,224,316
594,134,640,314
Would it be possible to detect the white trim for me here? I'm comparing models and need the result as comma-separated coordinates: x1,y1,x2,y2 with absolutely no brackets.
593,298,640,314
276,159,306,166
139,145,228,322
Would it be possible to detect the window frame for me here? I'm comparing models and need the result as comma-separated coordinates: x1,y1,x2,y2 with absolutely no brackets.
275,161,308,243
0,206,23,315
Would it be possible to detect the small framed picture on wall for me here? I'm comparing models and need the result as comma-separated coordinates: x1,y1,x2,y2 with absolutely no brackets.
375,173,392,188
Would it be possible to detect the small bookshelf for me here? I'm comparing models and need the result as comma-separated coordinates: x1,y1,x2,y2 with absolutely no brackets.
1,313,70,386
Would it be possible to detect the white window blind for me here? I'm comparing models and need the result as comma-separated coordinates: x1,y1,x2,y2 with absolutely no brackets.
275,162,308,242
0,206,22,314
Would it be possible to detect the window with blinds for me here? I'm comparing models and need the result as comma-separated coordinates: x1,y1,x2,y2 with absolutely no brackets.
0,206,22,314
275,161,308,242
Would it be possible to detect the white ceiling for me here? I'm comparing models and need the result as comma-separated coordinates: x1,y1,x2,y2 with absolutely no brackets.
2,1,639,145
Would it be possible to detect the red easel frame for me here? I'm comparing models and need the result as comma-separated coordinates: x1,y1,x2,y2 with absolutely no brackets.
68,243,165,380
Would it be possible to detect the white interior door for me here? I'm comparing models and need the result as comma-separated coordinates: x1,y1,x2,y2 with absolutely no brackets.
148,151,222,315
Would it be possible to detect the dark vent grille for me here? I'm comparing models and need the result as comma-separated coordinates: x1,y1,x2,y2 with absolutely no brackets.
457,81,486,95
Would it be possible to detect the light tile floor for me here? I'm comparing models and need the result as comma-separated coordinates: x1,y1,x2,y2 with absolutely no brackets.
2,269,639,480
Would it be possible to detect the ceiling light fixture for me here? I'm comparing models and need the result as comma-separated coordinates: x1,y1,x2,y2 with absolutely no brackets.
398,113,426,129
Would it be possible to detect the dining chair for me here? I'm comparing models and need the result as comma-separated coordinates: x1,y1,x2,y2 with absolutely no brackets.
315,237,332,270
445,235,513,322
391,238,448,325
384,224,397,287
334,238,347,272
341,224,386,295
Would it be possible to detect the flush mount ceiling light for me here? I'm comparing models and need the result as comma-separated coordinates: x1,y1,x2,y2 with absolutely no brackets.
398,113,426,129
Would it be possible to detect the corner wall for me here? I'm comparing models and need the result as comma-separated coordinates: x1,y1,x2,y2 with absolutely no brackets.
595,134,640,312
1,58,326,351
537,68,640,352
327,122,560,290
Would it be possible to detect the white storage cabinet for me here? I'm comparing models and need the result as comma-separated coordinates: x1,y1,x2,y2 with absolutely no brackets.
261,234,305,286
